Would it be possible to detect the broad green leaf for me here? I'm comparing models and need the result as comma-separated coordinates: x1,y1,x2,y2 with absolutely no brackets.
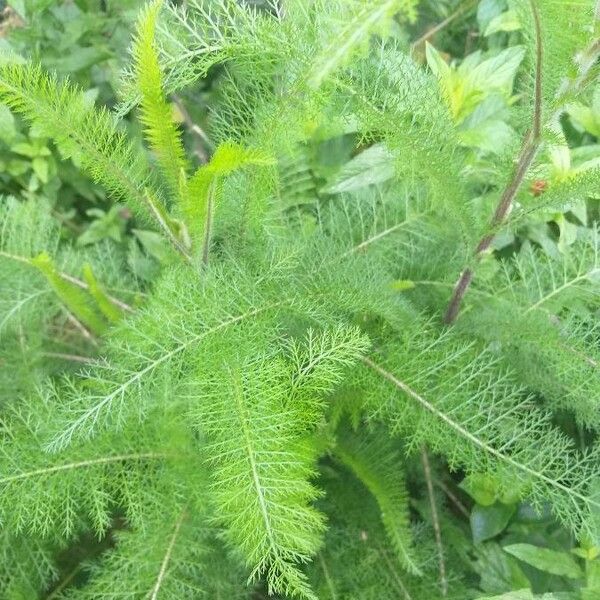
477,0,506,31
428,45,523,123
132,229,172,263
504,544,584,579
77,206,126,246
582,559,600,598
46,47,111,74
31,157,48,184
474,542,530,593
485,10,522,36
459,119,515,154
468,46,525,93
477,591,535,600
568,104,600,138
11,142,38,158
471,503,515,544
571,145,600,176
324,143,395,194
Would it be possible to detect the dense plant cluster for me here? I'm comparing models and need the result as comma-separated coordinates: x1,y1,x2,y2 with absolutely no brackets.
0,0,599,598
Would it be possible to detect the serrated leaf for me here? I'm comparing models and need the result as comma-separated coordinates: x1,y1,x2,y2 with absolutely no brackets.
426,42,451,80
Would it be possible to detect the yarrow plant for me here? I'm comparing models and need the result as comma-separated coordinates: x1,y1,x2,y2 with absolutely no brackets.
0,0,599,598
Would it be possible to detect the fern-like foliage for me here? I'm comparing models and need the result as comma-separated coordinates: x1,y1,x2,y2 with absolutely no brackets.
43,264,287,451
0,534,57,600
461,231,600,426
0,393,192,538
185,327,368,598
305,0,416,90
0,198,134,403
43,293,367,597
0,65,156,225
333,426,420,575
181,141,274,256
0,198,62,336
132,0,189,200
358,323,600,539
62,507,252,600
1,0,599,598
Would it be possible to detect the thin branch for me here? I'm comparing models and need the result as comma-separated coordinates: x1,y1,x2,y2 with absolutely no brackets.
435,478,470,519
420,447,448,597
172,94,211,163
560,342,599,369
144,191,193,263
231,367,279,558
45,563,82,600
318,554,338,600
375,542,413,600
51,208,83,235
443,268,475,325
149,508,187,600
336,211,427,260
41,352,96,365
525,268,600,313
48,300,287,451
66,313,98,347
0,452,166,485
201,179,217,266
59,272,134,314
0,250,29,265
411,0,478,52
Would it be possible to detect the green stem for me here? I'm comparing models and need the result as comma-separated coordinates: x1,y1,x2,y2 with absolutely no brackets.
201,178,217,266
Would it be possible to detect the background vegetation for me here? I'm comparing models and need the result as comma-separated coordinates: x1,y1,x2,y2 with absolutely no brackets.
0,0,599,598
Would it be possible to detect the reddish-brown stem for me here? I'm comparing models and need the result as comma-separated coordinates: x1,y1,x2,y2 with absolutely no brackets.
443,0,543,324
443,268,474,325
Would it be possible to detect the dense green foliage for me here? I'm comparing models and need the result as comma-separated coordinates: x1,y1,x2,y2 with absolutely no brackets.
0,0,599,598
